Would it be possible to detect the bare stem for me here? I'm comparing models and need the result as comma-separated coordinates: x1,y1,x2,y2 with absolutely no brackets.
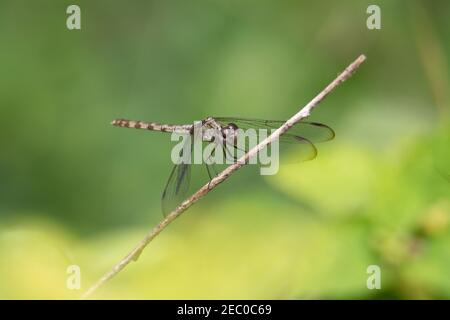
81,54,366,299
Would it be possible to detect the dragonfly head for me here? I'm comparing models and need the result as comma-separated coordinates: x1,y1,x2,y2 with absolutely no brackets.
221,123,239,144
226,123,239,131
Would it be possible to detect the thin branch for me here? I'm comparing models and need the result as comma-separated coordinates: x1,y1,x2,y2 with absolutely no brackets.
81,54,366,299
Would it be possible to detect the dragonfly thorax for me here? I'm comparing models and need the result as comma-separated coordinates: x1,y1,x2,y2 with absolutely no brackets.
200,117,222,142
200,118,240,144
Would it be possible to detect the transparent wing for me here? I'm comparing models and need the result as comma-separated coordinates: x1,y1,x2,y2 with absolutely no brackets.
217,133,318,162
161,139,192,216
214,117,335,143
214,117,333,161
161,162,191,217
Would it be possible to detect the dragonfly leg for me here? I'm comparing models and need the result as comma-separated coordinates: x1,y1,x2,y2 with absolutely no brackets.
204,147,220,175
208,162,219,176
205,163,213,189
233,145,248,164
204,149,219,189
223,145,238,163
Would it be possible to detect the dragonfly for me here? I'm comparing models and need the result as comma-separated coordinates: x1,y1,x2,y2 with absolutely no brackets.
111,117,335,215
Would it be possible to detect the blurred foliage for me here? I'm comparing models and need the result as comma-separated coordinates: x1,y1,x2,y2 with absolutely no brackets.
0,0,449,299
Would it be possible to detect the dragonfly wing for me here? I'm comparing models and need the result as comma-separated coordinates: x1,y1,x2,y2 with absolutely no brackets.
278,134,317,161
214,117,335,143
161,162,191,216
161,138,192,216
215,117,325,161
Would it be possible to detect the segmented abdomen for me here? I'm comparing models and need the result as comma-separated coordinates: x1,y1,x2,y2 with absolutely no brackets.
111,119,192,133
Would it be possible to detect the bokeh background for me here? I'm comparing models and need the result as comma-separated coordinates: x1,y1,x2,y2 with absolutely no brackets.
0,0,449,299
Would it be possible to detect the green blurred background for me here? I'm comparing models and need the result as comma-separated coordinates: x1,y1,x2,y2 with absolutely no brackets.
0,0,449,299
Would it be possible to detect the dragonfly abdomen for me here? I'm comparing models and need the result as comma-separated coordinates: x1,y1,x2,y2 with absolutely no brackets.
111,119,192,133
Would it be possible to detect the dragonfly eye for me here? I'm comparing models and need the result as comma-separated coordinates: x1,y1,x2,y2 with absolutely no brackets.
222,123,238,136
221,123,239,144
